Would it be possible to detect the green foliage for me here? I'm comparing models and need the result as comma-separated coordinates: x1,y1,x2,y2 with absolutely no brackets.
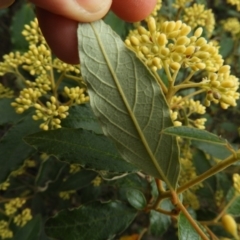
1,0,240,239
78,20,180,188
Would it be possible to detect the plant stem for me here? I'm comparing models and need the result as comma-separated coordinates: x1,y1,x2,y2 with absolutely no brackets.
171,191,209,240
174,82,203,92
159,152,240,199
181,71,195,84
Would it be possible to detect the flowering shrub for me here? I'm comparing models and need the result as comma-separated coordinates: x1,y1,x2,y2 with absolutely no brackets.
1,0,240,239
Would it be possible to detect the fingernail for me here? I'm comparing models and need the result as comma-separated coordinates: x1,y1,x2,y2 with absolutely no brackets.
75,0,111,13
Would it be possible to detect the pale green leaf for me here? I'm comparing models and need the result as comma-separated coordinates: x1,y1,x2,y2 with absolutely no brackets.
162,126,226,145
45,201,137,240
178,212,201,240
126,189,147,210
78,20,180,189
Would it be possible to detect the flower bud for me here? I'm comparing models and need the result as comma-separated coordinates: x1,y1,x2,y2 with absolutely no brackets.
221,214,239,239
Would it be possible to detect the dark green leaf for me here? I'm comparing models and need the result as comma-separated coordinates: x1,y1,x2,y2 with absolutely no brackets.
162,126,226,145
59,170,97,191
45,201,137,240
178,212,201,240
104,11,130,39
0,99,23,125
13,215,42,240
35,157,68,189
61,104,102,134
219,35,234,58
0,112,40,183
24,128,137,173
149,200,172,236
10,3,35,51
126,189,147,210
226,188,240,217
78,20,180,188
193,150,216,199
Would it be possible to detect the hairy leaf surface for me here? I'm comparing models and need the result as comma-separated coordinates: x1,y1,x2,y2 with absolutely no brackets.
78,20,180,188
45,201,137,240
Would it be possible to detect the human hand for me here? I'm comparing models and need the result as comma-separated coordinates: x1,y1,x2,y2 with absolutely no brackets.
1,0,157,64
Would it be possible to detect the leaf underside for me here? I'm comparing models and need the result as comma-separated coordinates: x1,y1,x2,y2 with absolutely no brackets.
78,20,180,188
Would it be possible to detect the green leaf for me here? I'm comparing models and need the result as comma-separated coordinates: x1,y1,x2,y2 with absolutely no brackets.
126,189,147,210
226,188,240,217
0,99,23,125
178,212,201,240
78,20,180,188
45,201,137,240
24,128,137,173
104,11,130,39
61,104,102,134
0,99,35,126
149,200,172,236
35,156,68,189
193,150,216,199
162,126,226,145
12,215,42,240
192,141,233,160
0,113,40,183
10,3,35,51
59,170,97,191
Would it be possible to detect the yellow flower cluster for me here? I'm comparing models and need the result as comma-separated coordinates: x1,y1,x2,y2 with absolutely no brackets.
69,164,81,174
64,86,89,105
53,58,80,74
173,0,193,9
0,221,13,239
0,83,14,98
59,190,76,200
22,18,45,45
33,96,69,130
92,176,102,187
126,17,239,111
170,96,207,129
0,52,23,76
201,65,239,109
0,198,32,238
215,189,224,207
126,17,222,73
0,180,10,191
233,173,240,194
227,0,240,11
4,198,26,216
13,208,32,227
178,144,202,209
222,18,240,38
0,17,90,130
11,88,42,113
22,44,51,76
25,74,51,94
183,4,215,37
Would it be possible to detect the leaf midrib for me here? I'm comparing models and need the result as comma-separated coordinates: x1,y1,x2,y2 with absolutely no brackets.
90,23,172,188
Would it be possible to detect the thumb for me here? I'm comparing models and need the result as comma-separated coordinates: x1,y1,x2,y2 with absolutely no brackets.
0,0,14,9
30,0,112,22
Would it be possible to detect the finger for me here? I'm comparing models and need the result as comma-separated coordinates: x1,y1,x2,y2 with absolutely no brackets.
111,0,157,22
0,0,14,8
31,0,112,22
36,7,79,64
